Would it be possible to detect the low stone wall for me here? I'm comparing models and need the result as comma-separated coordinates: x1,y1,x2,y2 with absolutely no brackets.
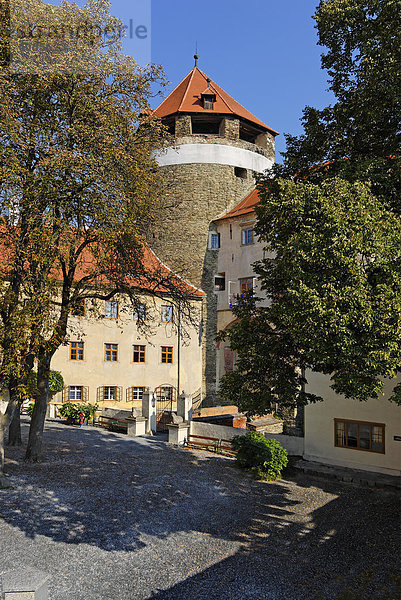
264,432,304,456
190,421,304,455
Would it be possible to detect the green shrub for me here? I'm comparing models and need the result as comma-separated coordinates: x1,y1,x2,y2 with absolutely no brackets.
231,431,288,480
48,371,64,394
26,402,35,418
58,402,98,424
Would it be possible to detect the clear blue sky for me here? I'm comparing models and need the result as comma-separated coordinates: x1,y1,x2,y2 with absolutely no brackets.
50,0,336,162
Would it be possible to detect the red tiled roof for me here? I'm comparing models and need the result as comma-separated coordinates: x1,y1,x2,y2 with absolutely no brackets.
60,243,205,297
214,188,260,221
155,67,278,135
0,225,204,297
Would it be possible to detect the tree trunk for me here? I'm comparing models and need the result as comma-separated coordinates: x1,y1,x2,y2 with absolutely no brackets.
0,392,19,488
0,413,7,488
7,406,22,446
25,358,51,463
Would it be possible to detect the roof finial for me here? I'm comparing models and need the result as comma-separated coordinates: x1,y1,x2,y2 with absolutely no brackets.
194,42,199,67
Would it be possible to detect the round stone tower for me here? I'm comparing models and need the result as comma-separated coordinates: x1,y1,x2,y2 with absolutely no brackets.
151,59,278,403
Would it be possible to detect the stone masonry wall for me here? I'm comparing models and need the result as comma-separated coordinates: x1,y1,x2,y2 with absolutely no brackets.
151,161,256,405
175,114,192,136
151,133,274,405
219,117,240,140
151,162,255,286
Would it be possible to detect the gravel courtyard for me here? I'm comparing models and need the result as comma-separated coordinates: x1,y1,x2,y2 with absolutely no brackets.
0,419,400,600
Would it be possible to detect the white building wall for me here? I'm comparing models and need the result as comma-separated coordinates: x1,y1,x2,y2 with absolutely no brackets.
304,372,401,476
214,212,270,389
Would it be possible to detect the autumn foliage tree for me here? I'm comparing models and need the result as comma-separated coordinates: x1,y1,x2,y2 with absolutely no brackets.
0,0,184,469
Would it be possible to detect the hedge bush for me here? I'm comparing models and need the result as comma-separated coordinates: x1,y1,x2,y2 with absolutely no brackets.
231,431,288,480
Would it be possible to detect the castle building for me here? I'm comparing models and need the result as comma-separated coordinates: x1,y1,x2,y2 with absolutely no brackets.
151,59,278,403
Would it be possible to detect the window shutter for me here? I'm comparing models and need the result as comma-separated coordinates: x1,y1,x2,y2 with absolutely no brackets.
97,386,102,403
117,386,122,402
83,386,89,403
62,386,69,402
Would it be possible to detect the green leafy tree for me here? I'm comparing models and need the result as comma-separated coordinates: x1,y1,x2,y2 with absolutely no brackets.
231,432,288,480
280,0,401,175
220,178,401,410
220,0,401,416
6,370,64,447
58,402,98,425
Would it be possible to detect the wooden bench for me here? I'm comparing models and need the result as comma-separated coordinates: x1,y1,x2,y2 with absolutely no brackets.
96,416,129,433
219,438,237,457
185,435,238,456
185,434,220,453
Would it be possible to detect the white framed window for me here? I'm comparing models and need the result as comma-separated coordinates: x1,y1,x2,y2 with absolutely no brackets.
132,387,144,402
209,232,220,249
105,300,119,319
104,386,116,401
126,386,148,403
97,386,122,402
161,305,173,323
69,385,82,401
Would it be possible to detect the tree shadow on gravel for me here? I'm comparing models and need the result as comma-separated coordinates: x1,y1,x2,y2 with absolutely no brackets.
1,420,400,600
147,472,401,600
0,420,300,554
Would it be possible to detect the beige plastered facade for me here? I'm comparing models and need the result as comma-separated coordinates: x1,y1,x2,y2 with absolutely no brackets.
214,210,269,390
50,293,203,414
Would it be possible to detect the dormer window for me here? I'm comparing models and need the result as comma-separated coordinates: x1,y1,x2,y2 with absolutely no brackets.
202,94,215,110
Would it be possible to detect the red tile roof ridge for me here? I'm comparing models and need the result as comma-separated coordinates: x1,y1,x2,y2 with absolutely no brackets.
146,245,205,297
155,70,193,116
179,67,197,112
214,188,261,222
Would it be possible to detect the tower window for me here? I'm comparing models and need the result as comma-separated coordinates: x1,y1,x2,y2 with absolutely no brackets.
203,95,215,110
191,118,221,135
164,117,175,136
234,167,247,179
214,275,226,292
239,122,260,144
209,232,220,249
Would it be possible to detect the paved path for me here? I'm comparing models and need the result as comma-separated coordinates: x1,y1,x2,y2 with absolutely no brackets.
0,420,400,600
